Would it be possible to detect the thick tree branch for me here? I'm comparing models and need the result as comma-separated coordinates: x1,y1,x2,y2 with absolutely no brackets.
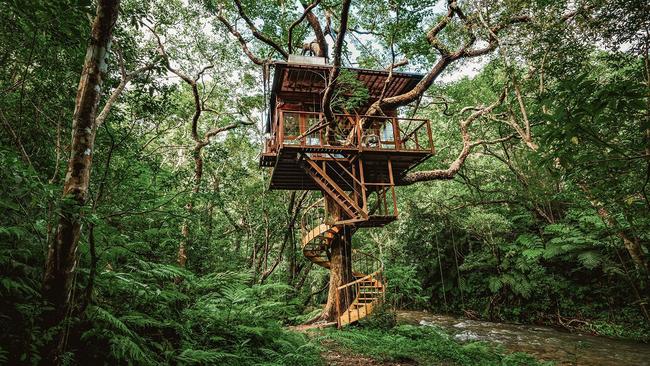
321,0,351,136
96,46,155,127
288,0,322,54
216,11,267,65
366,4,587,117
402,89,507,184
232,0,289,59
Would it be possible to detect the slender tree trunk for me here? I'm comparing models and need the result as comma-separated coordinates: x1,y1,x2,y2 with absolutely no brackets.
579,183,648,273
179,146,203,267
317,195,354,322
41,0,120,363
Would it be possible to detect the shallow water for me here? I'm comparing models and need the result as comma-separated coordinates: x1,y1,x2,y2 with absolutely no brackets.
397,311,650,366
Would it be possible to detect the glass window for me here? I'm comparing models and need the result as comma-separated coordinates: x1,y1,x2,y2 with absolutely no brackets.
283,113,300,144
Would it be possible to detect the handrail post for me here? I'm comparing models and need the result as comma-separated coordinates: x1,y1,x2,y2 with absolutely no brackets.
426,119,434,153
393,117,400,150
388,158,397,216
279,110,284,148
356,115,363,152
359,159,367,212
356,283,360,321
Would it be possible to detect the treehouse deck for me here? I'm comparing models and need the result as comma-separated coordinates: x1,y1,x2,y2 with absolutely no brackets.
260,57,434,327
260,110,434,190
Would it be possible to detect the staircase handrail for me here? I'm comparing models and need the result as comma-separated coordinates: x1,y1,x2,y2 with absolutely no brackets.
339,249,384,291
300,197,325,236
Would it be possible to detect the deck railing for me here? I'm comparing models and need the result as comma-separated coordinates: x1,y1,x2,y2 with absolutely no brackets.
264,110,434,154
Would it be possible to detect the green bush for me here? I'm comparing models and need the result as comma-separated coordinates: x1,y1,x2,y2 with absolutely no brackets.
358,303,397,330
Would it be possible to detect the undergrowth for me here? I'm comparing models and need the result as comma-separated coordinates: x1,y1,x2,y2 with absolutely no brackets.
320,325,549,366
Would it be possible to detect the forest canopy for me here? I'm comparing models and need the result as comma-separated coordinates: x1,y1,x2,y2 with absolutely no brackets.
0,0,649,365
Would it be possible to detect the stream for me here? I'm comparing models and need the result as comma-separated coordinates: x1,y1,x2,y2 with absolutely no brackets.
397,311,650,366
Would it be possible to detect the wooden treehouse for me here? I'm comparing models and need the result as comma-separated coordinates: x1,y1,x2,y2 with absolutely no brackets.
260,56,434,327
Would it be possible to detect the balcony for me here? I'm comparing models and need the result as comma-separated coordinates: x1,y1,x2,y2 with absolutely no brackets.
262,110,435,158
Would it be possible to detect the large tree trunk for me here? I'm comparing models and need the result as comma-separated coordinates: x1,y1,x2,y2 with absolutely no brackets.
318,195,354,322
42,0,120,323
41,0,120,362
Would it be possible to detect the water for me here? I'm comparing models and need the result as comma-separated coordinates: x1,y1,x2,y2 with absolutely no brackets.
397,311,650,366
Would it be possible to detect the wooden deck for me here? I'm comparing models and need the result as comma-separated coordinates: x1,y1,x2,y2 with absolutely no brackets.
260,110,434,190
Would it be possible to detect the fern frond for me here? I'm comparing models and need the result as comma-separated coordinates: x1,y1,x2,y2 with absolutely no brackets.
176,349,238,365
87,305,136,338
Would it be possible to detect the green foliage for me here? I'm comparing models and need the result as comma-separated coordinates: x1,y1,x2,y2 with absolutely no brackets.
384,264,428,309
72,263,322,365
322,325,548,366
379,51,650,337
330,70,370,112
358,303,397,330
1,0,649,364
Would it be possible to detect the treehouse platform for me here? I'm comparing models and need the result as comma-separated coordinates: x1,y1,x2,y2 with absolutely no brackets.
259,56,435,327
260,60,435,190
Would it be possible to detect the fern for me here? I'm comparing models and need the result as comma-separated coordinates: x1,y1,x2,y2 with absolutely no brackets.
109,335,155,365
87,305,137,338
577,251,603,269
176,349,238,364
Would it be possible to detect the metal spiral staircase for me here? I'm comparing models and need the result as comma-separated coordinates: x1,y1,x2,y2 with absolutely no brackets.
299,154,389,327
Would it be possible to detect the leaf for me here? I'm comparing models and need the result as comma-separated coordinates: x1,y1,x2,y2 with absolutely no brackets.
488,277,502,293
577,251,602,269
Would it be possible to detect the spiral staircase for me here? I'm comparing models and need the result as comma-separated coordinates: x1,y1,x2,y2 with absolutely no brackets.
299,154,389,327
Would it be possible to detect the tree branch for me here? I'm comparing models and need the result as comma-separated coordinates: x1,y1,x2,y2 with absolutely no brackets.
96,45,155,127
402,89,507,184
288,0,322,54
215,11,267,65
321,0,352,136
232,0,289,59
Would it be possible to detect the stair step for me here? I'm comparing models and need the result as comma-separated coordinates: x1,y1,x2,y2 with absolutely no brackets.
353,302,376,307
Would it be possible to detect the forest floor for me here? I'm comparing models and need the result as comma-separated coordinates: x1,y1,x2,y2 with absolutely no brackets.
293,311,650,365
319,338,417,366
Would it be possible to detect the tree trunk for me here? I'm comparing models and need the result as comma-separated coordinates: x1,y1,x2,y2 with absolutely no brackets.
579,183,648,273
41,0,120,362
179,146,203,267
317,195,354,322
42,0,119,324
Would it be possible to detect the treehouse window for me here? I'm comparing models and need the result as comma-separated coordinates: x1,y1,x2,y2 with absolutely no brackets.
306,114,320,146
284,112,300,144
381,121,395,149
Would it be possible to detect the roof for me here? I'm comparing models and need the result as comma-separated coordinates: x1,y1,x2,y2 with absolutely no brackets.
271,61,423,99
265,61,424,132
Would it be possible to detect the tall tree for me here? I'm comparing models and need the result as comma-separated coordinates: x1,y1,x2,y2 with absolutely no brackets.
41,0,120,360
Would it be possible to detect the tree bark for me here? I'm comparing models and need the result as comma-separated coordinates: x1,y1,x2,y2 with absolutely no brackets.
317,195,354,322
41,0,120,362
42,0,119,323
579,183,648,273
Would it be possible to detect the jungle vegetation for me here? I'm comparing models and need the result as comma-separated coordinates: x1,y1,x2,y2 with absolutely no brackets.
0,0,649,364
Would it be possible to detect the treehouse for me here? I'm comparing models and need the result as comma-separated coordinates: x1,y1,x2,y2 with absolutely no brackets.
260,55,435,327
